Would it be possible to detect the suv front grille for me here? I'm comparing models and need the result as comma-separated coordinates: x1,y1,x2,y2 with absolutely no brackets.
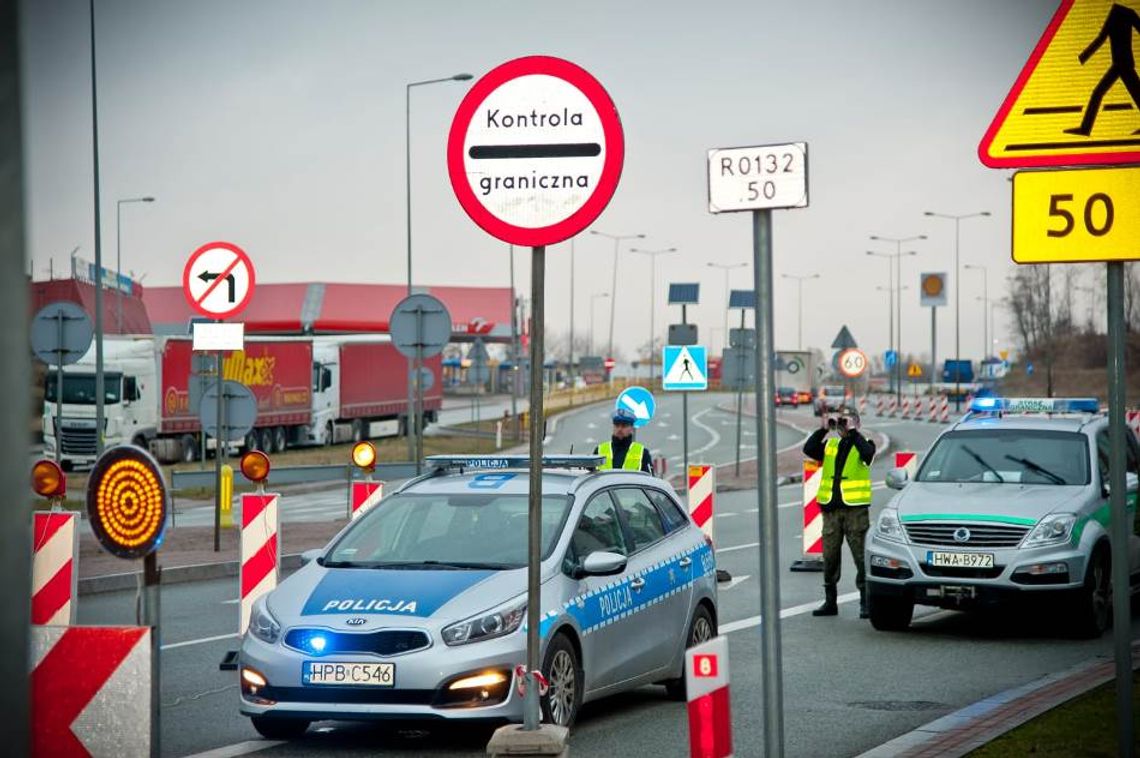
904,522,1029,548
283,628,431,657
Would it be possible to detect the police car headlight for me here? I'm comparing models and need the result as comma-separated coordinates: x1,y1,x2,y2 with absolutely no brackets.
875,510,907,544
1022,514,1077,548
249,598,281,644
442,596,526,646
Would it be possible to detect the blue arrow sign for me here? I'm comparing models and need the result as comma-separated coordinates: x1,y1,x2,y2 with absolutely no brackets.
615,386,656,428
884,349,898,368
662,345,708,391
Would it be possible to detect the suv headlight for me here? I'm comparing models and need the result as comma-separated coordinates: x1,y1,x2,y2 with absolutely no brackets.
1022,514,1077,548
442,596,526,646
875,510,907,543
249,598,281,644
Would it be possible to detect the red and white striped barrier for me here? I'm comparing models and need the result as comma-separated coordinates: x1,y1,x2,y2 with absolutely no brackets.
351,480,384,520
241,493,280,634
688,465,715,544
859,396,868,416
1127,410,1140,441
895,451,918,479
875,395,885,416
902,398,914,420
790,460,823,571
887,398,898,418
32,625,151,756
927,397,938,423
686,635,732,758
32,512,78,626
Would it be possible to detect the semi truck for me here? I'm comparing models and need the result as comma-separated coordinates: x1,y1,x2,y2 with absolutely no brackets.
43,336,442,467
775,349,822,402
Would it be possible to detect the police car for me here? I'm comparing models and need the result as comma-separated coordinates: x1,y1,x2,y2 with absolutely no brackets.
238,455,718,739
867,397,1140,637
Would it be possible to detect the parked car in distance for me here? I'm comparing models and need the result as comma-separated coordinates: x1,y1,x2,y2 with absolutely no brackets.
775,387,799,407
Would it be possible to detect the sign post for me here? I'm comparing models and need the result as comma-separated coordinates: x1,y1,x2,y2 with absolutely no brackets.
728,288,756,477
448,55,623,742
980,3,1139,749
664,284,704,493
30,302,94,464
920,272,947,394
390,294,452,474
708,139,809,758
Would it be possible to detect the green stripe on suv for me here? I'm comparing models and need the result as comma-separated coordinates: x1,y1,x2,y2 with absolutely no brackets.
899,513,1037,526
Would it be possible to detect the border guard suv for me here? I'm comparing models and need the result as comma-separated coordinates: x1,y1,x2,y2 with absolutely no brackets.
866,397,1140,637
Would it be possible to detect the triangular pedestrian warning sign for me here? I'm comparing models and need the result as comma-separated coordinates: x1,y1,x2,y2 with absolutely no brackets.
979,0,1140,168
662,345,708,391
831,325,858,350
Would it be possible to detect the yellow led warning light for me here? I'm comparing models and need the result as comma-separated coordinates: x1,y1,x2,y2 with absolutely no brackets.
351,441,377,472
31,459,66,499
86,445,169,560
240,450,271,483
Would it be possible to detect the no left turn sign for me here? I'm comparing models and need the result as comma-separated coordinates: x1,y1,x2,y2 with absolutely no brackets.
182,241,256,320
447,56,624,247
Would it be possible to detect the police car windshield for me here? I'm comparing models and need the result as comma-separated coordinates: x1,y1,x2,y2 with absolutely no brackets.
917,429,1089,486
324,492,573,569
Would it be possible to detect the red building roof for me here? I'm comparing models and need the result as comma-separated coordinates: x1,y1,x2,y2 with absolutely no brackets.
30,279,151,335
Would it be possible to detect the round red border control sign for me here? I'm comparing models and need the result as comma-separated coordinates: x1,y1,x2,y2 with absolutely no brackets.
182,241,256,320
447,56,624,247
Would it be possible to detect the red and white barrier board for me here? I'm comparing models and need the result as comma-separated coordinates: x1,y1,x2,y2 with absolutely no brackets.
686,635,732,758
895,451,917,479
32,625,151,757
688,465,715,543
790,460,823,572
351,480,384,520
241,493,280,634
32,512,78,626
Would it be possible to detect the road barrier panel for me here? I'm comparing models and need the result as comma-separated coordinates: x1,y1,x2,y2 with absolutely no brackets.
685,634,732,758
240,492,280,635
351,480,384,520
689,465,730,582
32,511,78,626
790,460,824,572
875,395,885,416
32,625,151,756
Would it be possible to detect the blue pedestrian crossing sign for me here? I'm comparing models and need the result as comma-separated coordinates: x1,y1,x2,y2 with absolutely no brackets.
615,386,656,428
662,345,708,391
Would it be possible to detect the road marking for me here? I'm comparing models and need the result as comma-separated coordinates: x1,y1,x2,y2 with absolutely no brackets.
181,740,285,758
587,422,597,429
715,512,739,519
221,598,240,605
720,592,860,634
717,541,758,554
720,574,752,591
690,409,721,456
161,632,238,651
667,434,679,441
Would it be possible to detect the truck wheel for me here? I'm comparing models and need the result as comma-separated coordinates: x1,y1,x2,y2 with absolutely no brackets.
244,431,259,452
258,428,273,453
351,419,365,443
272,426,287,453
869,591,913,631
1069,545,1111,639
180,434,198,463
324,422,334,446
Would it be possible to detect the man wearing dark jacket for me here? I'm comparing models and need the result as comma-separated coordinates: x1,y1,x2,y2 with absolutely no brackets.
803,406,876,618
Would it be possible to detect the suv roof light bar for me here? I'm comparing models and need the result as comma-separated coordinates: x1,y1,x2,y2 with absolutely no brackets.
966,397,1101,417
424,454,607,472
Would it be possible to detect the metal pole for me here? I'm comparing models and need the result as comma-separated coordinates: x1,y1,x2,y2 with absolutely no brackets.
1106,261,1133,758
796,277,803,350
723,269,730,359
56,313,64,464
510,245,519,440
213,350,223,552
887,259,895,397
607,237,618,362
116,200,121,334
681,304,689,495
752,208,785,758
143,552,161,757
90,0,106,456
734,308,745,476
930,306,937,395
953,219,961,409
981,268,988,360
523,245,546,731
649,255,656,384
404,82,416,463
415,343,424,473
569,238,575,387
895,248,902,405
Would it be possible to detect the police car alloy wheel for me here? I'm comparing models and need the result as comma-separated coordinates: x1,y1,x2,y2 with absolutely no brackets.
541,634,582,727
665,604,716,700
250,715,310,740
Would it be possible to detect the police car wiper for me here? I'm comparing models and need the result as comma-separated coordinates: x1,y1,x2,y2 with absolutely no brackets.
961,445,1004,483
1003,454,1066,485
370,560,508,570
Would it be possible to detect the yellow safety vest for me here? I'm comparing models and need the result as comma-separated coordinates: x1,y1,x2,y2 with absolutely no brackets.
599,441,645,471
816,436,872,506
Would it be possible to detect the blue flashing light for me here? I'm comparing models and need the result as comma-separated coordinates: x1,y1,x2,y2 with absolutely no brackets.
968,397,1100,415
426,455,606,471
971,396,999,410
309,635,327,653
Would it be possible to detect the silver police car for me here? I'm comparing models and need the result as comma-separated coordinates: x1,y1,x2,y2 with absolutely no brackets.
238,455,718,739
867,397,1140,637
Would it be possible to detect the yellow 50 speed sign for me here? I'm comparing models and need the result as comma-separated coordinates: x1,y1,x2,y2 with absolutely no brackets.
1012,167,1140,264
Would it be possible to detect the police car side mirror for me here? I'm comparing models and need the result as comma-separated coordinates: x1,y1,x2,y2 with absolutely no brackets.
886,468,909,491
581,551,627,577
301,548,323,565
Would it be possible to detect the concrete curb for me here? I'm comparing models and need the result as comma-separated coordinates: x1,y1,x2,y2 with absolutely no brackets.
78,552,307,596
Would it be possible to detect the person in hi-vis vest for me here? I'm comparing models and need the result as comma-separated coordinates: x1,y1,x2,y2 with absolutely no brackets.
802,406,876,619
594,408,653,472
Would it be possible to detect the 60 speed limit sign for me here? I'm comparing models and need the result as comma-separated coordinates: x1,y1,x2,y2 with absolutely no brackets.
837,348,868,379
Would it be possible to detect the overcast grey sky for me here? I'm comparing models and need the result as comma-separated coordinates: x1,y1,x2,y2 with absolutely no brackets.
20,0,1061,361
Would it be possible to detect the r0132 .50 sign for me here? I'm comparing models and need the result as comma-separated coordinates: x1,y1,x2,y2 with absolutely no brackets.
707,142,808,213
1012,167,1140,263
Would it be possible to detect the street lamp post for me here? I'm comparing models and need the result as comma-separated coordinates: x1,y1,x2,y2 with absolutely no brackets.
780,273,820,350
964,263,989,361
708,262,748,357
115,196,154,333
404,72,472,461
590,230,645,363
631,247,676,384
589,293,609,356
868,238,924,402
923,211,990,408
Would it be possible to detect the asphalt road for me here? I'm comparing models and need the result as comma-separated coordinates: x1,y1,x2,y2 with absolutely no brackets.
76,405,1138,757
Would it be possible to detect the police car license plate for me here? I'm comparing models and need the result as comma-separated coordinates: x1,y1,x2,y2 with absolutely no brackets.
303,661,394,687
926,551,994,568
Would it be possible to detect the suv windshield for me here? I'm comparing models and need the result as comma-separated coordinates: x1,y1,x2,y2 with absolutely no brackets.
325,492,572,569
44,373,121,405
917,429,1089,486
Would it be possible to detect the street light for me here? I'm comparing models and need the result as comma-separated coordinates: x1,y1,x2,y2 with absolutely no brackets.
590,230,645,361
707,262,748,356
780,273,820,350
589,293,609,356
630,247,676,383
924,211,990,408
115,196,154,333
868,235,924,403
964,264,989,361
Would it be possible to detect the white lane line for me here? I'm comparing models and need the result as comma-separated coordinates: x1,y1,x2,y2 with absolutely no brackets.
720,574,752,591
717,541,758,554
690,409,721,456
161,632,238,651
221,598,240,605
181,740,285,758
720,592,860,634
715,512,739,519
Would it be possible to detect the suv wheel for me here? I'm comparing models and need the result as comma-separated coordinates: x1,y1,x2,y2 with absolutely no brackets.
664,604,716,700
1070,546,1111,639
541,633,582,728
250,716,310,740
869,591,913,632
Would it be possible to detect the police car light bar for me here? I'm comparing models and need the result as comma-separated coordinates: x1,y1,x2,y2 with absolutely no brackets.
425,455,607,471
968,397,1100,415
